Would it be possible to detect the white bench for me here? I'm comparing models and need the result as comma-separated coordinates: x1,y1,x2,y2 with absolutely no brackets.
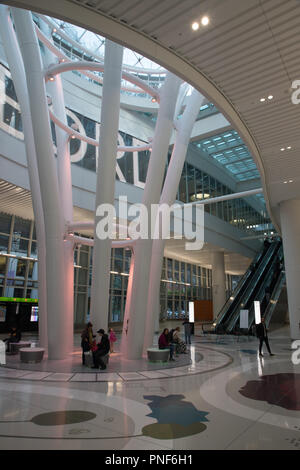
147,348,169,362
20,347,45,363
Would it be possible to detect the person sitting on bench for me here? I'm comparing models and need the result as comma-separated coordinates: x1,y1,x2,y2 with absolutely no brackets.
3,326,21,352
92,329,110,370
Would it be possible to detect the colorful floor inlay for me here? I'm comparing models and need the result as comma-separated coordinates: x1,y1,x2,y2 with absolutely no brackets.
142,394,209,439
239,373,300,410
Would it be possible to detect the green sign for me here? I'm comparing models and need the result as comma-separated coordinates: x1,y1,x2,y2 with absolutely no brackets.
0,297,38,303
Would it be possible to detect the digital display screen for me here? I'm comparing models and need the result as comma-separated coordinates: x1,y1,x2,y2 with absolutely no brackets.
30,306,39,322
0,304,6,322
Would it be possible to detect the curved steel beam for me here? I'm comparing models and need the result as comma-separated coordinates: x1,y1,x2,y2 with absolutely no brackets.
46,61,160,102
49,108,152,151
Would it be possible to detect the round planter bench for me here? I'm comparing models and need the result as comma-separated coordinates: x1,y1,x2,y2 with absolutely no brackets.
9,341,31,355
147,348,169,362
20,347,45,364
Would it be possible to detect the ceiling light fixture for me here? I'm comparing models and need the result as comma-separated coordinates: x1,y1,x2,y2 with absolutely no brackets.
268,95,273,100
260,98,266,102
201,16,209,26
191,22,199,31
280,148,285,151
287,146,292,150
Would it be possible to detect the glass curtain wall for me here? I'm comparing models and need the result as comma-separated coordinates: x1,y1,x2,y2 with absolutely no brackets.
0,213,222,327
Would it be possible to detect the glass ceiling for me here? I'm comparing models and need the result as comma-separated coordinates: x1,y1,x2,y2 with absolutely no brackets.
41,15,267,211
50,17,163,71
194,130,260,182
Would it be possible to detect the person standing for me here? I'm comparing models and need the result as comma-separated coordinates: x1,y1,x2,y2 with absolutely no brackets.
108,327,117,353
182,320,192,345
256,317,274,357
80,322,94,365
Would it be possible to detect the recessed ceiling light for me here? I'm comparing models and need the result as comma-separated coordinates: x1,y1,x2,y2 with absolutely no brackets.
287,146,292,149
201,16,209,26
268,95,273,100
283,181,288,184
280,148,285,151
192,22,199,31
260,98,266,102
289,179,293,183
49,75,55,81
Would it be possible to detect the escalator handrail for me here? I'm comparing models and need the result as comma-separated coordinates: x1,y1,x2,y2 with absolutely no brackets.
262,271,285,328
214,242,275,328
225,242,282,332
246,249,284,331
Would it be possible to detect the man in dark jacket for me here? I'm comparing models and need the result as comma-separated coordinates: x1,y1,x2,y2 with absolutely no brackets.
92,329,110,370
256,317,274,357
4,326,21,352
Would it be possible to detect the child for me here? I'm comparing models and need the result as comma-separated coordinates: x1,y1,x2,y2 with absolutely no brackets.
108,328,117,353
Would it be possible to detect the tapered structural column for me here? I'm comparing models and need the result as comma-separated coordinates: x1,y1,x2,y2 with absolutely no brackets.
0,6,48,350
121,73,181,359
90,40,123,329
280,199,300,340
143,89,204,352
212,251,226,319
13,9,68,359
40,20,74,356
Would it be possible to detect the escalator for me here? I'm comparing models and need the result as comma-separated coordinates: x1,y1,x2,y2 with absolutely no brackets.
226,242,284,333
213,240,280,333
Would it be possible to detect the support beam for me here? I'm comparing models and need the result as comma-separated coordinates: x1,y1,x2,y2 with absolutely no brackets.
280,199,300,340
212,251,226,319
40,18,74,356
0,6,48,350
12,8,67,359
121,72,182,360
90,40,124,330
143,89,204,352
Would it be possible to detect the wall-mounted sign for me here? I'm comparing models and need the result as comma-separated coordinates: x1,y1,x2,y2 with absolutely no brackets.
189,301,195,323
240,309,249,329
254,301,261,324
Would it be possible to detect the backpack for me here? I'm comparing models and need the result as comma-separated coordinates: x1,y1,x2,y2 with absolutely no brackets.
168,329,175,343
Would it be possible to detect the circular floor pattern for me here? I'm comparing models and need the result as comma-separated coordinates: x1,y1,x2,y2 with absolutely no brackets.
0,383,211,444
199,358,300,431
0,346,232,382
0,384,141,444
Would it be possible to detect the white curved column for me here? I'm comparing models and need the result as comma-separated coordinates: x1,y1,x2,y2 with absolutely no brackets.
12,8,67,359
212,251,226,319
0,6,48,350
40,19,75,356
143,89,204,352
121,72,182,359
90,40,123,330
280,199,300,340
